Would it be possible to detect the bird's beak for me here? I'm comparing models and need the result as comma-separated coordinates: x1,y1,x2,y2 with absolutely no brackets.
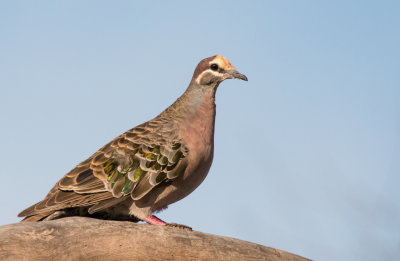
226,69,248,81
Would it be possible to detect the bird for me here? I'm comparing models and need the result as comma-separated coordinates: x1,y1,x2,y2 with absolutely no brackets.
18,55,248,227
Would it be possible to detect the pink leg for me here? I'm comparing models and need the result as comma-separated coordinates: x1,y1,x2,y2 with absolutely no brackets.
144,215,166,226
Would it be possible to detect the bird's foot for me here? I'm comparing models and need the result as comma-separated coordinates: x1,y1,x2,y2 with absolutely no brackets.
144,215,192,230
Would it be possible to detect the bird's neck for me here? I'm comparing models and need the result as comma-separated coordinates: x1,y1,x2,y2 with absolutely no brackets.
161,81,217,135
182,81,217,113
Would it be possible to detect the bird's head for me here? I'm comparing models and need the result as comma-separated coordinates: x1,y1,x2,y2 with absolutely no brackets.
192,55,248,87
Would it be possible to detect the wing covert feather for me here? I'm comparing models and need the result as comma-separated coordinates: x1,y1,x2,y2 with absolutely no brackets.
19,119,188,218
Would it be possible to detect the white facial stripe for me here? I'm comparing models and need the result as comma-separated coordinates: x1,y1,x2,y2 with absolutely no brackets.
195,69,223,85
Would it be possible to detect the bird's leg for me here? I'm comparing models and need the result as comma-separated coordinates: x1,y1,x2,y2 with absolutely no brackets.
144,215,166,225
144,215,192,230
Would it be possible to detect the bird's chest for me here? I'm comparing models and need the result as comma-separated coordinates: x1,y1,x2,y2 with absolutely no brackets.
179,99,216,180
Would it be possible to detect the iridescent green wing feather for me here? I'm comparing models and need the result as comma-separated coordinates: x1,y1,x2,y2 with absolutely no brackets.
89,122,188,200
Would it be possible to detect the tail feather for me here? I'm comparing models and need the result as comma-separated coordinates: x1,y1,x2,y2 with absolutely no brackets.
20,211,55,222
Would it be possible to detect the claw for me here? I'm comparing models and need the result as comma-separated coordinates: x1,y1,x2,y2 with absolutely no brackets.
166,223,192,231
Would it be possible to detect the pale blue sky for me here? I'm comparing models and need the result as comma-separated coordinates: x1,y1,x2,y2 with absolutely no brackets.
1,1,399,260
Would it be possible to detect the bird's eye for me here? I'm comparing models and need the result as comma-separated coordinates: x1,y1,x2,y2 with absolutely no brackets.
210,63,219,71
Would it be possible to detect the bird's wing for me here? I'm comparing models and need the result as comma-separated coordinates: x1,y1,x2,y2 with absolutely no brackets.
18,120,188,217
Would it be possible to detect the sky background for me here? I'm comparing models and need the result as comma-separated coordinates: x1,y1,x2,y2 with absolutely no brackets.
1,1,399,260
